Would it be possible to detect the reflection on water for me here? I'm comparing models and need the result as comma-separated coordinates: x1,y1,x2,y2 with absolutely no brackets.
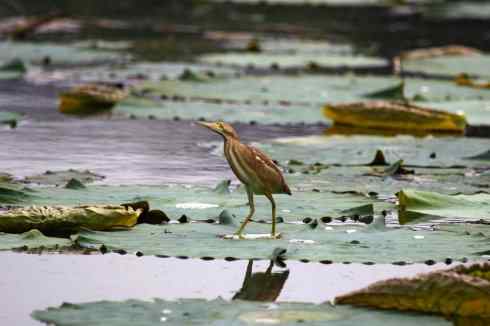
233,260,289,302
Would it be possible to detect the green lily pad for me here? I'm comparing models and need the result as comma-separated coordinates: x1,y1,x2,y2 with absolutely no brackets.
0,41,126,67
401,55,490,79
32,298,451,326
78,62,238,84
264,134,490,168
199,52,388,70
0,182,33,204
25,184,379,222
398,189,490,224
135,75,490,106
72,221,489,262
0,229,71,251
0,111,22,127
223,37,353,55
115,97,323,125
22,169,105,186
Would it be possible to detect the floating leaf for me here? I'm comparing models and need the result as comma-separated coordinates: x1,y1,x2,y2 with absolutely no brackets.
336,263,490,321
199,52,388,70
72,221,489,263
23,169,104,186
0,182,33,204
398,189,490,224
0,111,22,128
32,298,450,326
59,84,128,115
363,82,406,100
0,41,126,67
0,229,71,251
0,205,141,235
323,101,467,133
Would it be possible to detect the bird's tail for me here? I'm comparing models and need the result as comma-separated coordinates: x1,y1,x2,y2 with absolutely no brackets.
283,184,292,195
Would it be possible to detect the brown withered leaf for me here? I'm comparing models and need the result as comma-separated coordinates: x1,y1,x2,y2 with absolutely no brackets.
336,263,490,319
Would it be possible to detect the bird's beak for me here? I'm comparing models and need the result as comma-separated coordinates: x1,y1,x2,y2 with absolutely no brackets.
197,121,218,132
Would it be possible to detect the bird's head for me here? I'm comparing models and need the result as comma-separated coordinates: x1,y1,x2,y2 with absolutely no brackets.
197,121,239,140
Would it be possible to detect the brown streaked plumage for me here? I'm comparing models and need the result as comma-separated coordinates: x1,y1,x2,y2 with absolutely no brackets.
198,121,291,238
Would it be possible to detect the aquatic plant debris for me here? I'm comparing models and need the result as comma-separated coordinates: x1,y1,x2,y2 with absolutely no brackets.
323,101,467,133
0,205,141,235
32,298,451,326
336,263,490,323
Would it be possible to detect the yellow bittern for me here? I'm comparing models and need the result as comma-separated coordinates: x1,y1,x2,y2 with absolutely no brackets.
198,121,291,239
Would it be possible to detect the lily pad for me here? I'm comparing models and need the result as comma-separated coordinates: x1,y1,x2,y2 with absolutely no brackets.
398,189,490,224
199,52,388,70
25,184,379,223
32,298,451,326
0,182,33,204
401,55,490,79
115,97,323,125
265,134,490,168
0,229,71,251
72,221,489,263
0,111,22,128
0,41,126,67
135,75,490,106
22,169,104,186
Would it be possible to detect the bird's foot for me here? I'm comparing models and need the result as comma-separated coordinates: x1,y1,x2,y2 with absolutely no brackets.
270,233,282,240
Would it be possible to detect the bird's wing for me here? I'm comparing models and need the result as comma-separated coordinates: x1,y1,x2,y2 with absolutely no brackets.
240,143,289,193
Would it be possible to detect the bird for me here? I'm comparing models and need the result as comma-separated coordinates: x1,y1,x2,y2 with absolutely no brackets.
198,121,291,239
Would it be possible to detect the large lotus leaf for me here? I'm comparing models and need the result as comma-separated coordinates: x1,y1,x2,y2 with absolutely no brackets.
0,41,125,66
199,52,388,70
75,62,238,84
257,134,490,168
136,75,490,105
0,229,71,250
24,184,380,223
401,55,490,79
222,37,353,55
336,264,490,319
32,298,451,326
115,97,323,125
73,221,489,263
285,165,487,196
0,205,141,235
421,100,490,125
398,189,490,224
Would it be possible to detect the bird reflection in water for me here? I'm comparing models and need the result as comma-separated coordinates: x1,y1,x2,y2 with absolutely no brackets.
233,260,289,302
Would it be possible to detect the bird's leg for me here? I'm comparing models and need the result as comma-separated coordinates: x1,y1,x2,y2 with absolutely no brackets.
265,193,277,238
235,187,255,238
